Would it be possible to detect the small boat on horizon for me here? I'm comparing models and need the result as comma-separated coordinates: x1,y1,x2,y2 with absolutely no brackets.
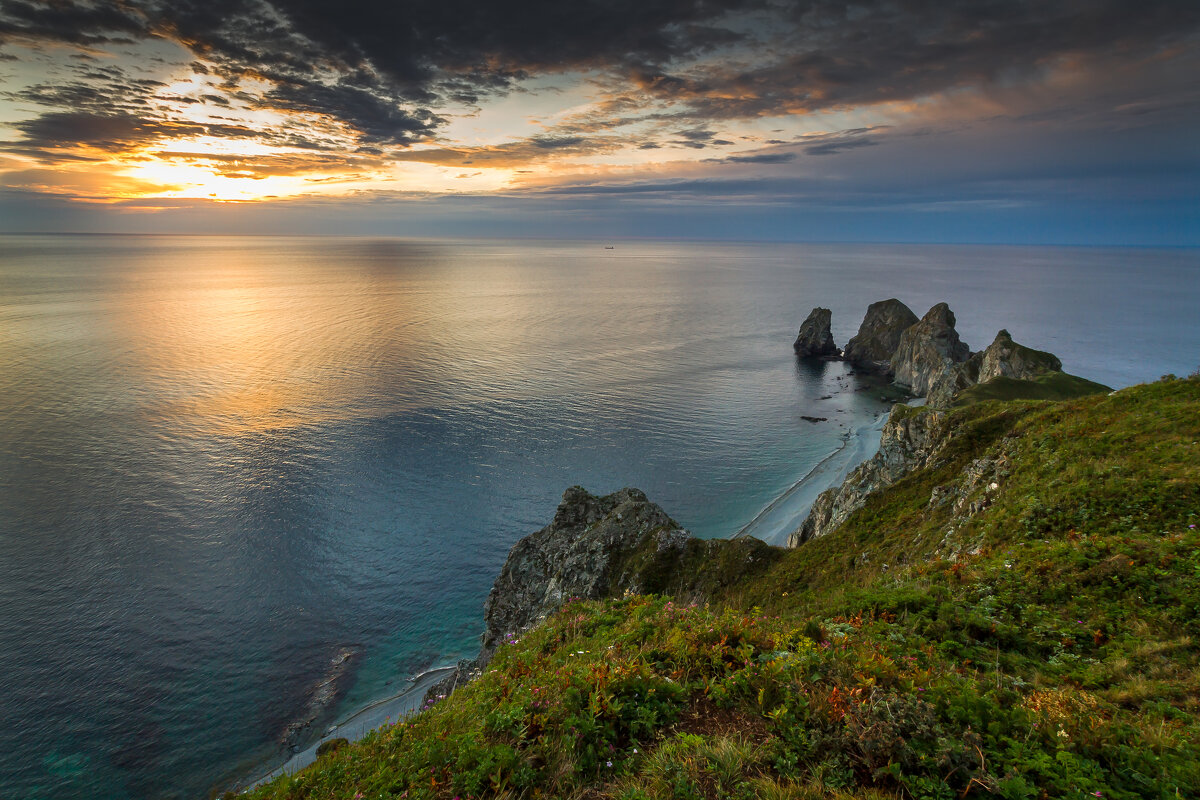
604,246,615,249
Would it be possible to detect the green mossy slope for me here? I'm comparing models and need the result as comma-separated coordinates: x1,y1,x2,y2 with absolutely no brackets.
951,373,1111,406
241,377,1200,800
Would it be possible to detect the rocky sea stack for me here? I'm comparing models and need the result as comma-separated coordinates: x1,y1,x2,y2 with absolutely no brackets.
792,307,838,358
890,302,971,396
841,298,919,372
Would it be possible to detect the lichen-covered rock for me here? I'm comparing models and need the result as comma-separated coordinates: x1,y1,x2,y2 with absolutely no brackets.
479,486,687,664
927,329,1063,407
793,307,839,357
842,299,919,373
789,404,946,545
890,302,971,396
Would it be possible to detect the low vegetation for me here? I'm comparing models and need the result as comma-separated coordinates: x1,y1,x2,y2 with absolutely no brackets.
242,377,1200,800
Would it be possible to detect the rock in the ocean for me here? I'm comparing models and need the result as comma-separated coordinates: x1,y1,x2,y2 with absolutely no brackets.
842,299,919,372
793,307,838,357
890,302,971,396
926,329,1063,407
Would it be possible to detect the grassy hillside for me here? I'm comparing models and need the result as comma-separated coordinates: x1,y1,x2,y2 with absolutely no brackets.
950,373,1111,406
241,377,1200,800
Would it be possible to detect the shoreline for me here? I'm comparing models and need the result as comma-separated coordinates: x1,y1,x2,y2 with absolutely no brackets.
239,665,458,792
238,394,906,791
734,402,908,546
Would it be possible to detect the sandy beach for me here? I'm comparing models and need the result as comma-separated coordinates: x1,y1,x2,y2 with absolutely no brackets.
735,405,899,545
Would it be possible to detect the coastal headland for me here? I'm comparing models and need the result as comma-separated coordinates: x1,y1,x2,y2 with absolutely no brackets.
236,302,1198,799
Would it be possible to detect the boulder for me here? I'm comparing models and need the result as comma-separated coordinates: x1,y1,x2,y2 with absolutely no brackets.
792,307,838,357
890,302,971,396
842,299,919,372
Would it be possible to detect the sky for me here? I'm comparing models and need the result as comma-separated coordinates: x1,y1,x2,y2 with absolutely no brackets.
0,0,1197,242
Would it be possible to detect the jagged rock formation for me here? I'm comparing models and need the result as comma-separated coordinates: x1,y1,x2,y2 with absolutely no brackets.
842,299,919,373
479,486,687,664
429,488,687,698
890,303,971,396
975,329,1062,382
793,307,838,357
789,405,946,545
791,327,1096,546
927,329,1063,407
428,486,780,704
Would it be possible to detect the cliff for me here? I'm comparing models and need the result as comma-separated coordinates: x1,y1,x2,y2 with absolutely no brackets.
794,324,1109,543
479,486,686,664
788,403,949,545
425,486,783,702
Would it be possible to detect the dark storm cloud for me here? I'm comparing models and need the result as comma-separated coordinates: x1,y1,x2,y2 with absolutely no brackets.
10,110,258,153
0,0,148,46
3,0,1199,153
620,1,1200,120
719,151,795,164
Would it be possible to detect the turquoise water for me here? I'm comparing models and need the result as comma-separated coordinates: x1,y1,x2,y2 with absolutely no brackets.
1,236,1196,799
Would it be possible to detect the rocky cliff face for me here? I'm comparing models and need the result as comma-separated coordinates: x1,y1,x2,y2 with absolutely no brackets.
427,486,779,703
428,487,689,701
889,303,971,396
927,329,1063,407
793,307,839,357
479,486,688,663
842,299,919,372
789,404,945,545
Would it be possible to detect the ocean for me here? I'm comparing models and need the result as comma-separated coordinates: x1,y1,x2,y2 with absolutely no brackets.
1,236,1196,799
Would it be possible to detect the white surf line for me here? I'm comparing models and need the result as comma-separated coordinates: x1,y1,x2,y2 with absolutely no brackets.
734,408,891,546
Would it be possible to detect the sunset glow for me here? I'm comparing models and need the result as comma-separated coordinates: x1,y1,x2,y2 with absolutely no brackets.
0,1,1196,241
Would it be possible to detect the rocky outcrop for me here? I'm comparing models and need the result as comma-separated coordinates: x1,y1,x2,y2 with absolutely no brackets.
927,329,1063,407
789,404,945,545
790,327,1078,545
479,486,688,664
280,647,362,753
890,303,971,396
842,299,919,373
428,487,782,705
975,329,1062,383
793,307,839,357
427,488,692,701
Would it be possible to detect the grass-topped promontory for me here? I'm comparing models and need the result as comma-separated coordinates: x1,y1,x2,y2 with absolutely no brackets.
242,377,1200,800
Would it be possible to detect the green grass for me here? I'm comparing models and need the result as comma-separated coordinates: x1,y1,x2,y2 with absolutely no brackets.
951,372,1111,406
239,377,1200,800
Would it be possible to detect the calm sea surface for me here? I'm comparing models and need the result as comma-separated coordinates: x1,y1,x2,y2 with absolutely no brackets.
1,236,1197,799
